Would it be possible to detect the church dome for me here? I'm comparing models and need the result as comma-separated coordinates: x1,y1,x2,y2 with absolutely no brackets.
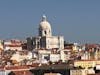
39,15,52,37
39,15,51,30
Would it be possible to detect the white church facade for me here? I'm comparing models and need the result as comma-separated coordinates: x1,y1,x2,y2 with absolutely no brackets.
27,15,64,50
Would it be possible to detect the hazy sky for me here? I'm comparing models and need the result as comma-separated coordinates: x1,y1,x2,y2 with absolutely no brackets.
0,0,100,43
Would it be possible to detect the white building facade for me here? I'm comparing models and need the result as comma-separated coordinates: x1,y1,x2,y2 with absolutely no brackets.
27,15,64,50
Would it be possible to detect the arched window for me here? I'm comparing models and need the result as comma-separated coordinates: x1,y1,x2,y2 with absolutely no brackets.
44,31,46,35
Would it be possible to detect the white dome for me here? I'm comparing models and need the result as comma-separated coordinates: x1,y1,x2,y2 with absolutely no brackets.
39,21,51,30
39,15,51,30
39,15,52,37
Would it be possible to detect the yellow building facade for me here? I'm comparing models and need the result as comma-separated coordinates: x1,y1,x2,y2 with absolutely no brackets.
70,69,95,75
74,60,100,69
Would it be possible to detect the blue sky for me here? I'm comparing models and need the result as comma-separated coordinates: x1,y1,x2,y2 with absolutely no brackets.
0,0,100,43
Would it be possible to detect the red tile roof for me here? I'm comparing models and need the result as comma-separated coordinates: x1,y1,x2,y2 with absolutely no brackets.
5,66,30,70
0,66,4,70
9,70,33,75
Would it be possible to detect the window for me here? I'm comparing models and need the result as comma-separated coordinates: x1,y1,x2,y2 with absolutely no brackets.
44,31,46,35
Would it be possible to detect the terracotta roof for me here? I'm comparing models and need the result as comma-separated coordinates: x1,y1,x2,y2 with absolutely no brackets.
5,66,30,70
0,66,4,70
5,44,22,47
85,44,100,49
9,70,33,75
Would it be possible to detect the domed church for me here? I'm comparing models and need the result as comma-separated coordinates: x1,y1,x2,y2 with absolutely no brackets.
27,15,64,50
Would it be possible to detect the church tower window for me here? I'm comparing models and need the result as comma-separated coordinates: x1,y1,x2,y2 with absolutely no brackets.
44,31,47,35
